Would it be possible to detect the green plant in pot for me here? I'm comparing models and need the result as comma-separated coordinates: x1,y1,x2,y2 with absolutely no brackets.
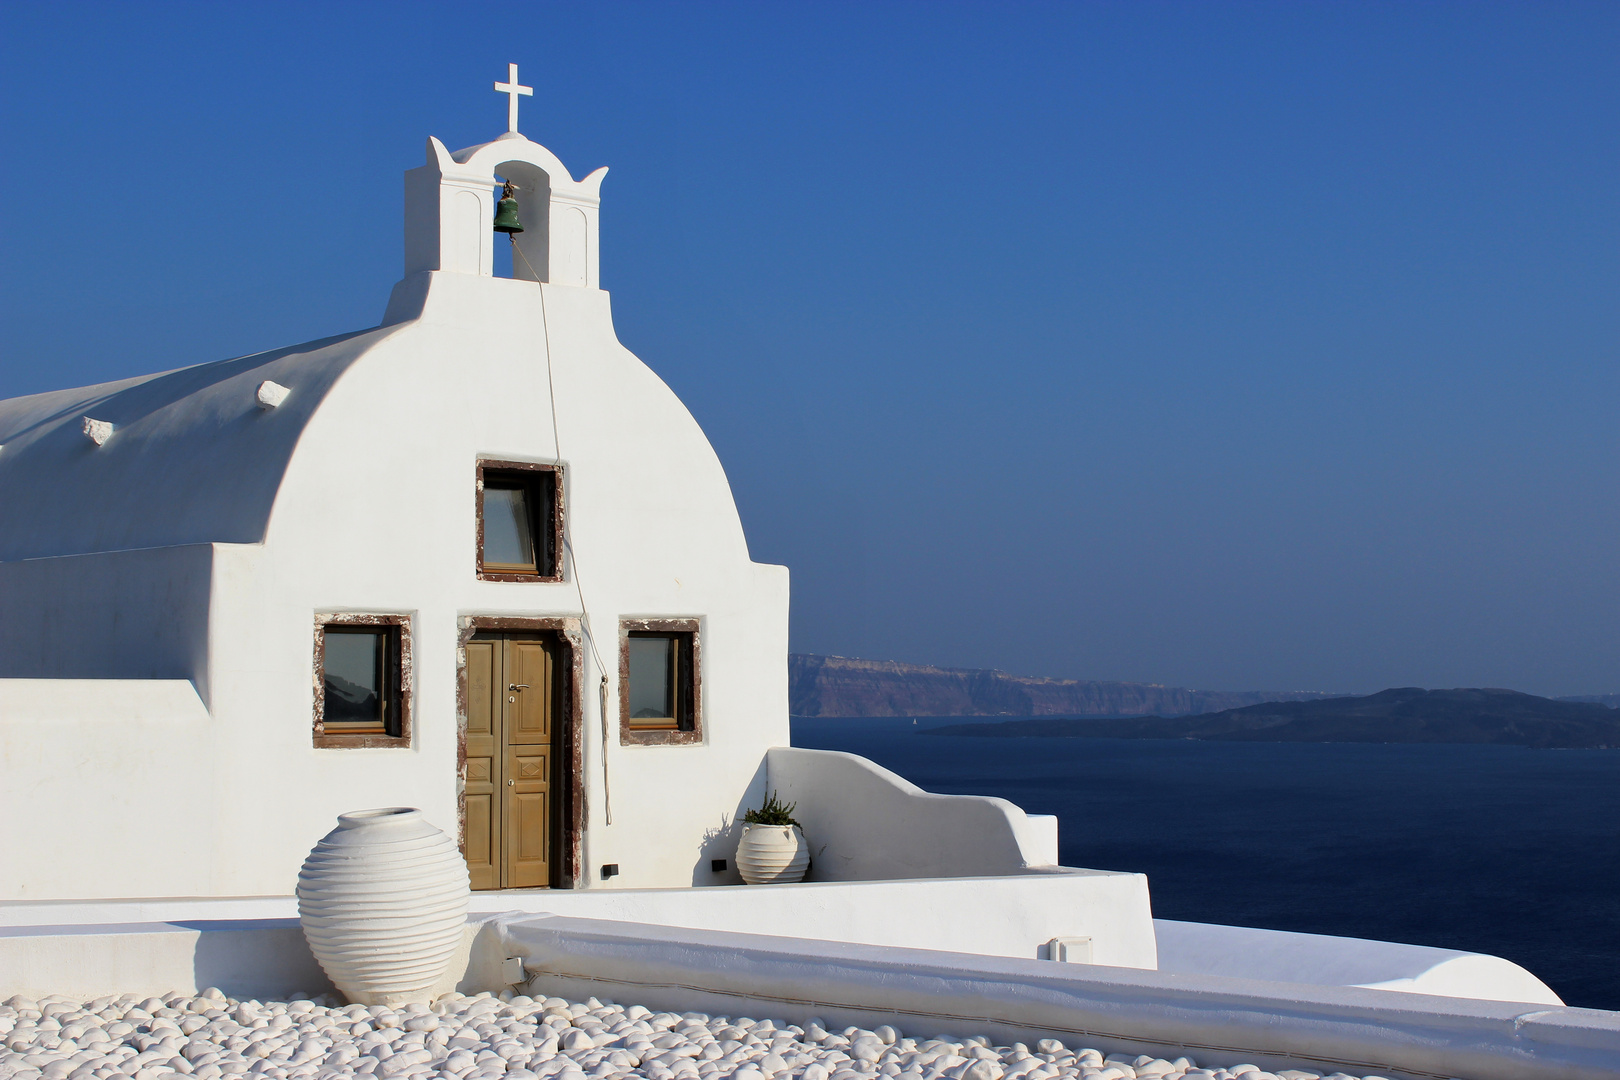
736,790,809,884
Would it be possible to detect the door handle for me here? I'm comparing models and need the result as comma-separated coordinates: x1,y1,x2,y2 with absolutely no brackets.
509,684,530,691
507,779,515,786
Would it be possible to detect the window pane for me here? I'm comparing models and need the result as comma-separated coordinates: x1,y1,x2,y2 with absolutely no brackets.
628,636,674,719
325,630,383,724
483,486,535,568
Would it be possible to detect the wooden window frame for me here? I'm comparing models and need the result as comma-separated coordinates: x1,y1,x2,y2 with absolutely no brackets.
313,613,413,749
476,459,564,583
455,616,586,888
619,618,702,746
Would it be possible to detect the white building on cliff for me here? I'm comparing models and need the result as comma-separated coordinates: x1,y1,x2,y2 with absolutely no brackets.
4,81,1594,1077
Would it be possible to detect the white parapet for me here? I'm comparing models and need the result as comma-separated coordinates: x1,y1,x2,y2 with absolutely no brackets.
764,747,1060,880
491,914,1620,1080
1154,918,1563,1007
0,920,331,1001
464,871,1156,970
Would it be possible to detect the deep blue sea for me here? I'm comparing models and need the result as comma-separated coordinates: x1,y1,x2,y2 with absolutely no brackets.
790,717,1620,1011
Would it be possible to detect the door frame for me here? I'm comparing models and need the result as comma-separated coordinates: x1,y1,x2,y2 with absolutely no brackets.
455,615,585,888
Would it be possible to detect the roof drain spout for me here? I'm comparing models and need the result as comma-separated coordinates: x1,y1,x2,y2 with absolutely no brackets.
82,417,114,446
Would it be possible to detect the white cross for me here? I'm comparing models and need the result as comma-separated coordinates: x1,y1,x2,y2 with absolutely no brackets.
494,63,533,134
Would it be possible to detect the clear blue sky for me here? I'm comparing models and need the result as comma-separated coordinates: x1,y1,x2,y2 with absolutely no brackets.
3,3,1618,696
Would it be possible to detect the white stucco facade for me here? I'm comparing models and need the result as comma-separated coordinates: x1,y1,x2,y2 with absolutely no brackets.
0,125,1085,918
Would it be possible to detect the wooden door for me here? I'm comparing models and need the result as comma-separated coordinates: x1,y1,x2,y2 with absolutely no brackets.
464,638,501,889
464,634,557,889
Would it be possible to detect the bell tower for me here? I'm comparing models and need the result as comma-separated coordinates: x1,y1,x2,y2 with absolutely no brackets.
401,65,607,286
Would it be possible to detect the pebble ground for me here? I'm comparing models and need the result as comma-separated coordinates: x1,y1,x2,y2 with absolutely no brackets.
0,991,1403,1080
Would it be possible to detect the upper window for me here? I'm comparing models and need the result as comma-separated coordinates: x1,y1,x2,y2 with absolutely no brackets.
477,460,562,581
619,619,701,746
314,615,411,748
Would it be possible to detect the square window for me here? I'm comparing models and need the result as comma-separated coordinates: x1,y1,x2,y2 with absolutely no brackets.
477,461,561,581
619,619,701,745
315,616,411,747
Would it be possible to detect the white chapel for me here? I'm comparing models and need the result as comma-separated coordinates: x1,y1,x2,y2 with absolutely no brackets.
0,72,800,900
1,76,1585,1046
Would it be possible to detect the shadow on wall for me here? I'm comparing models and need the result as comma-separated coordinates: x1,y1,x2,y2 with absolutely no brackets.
180,921,335,1000
692,757,770,887
0,328,382,565
0,546,214,703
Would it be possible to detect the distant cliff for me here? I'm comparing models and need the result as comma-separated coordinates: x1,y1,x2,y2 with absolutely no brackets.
928,687,1620,749
788,653,1341,718
1560,693,1620,710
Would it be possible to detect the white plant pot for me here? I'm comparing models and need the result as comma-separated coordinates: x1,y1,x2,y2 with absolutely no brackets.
736,823,810,884
297,807,470,1005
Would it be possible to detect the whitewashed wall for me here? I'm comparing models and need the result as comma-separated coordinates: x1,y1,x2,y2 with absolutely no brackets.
767,748,1060,880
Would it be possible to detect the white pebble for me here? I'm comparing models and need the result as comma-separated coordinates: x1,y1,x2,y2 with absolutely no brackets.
0,990,1413,1080
964,1059,1006,1080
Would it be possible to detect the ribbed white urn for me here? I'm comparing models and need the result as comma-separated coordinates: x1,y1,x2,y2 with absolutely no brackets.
736,823,810,884
297,807,470,1005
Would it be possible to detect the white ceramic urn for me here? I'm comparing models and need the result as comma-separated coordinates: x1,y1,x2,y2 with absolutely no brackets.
297,807,470,1005
735,823,810,884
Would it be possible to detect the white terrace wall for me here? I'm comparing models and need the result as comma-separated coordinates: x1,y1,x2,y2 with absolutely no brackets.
767,748,1059,880
0,681,220,899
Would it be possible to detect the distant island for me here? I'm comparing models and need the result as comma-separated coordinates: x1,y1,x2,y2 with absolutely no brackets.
789,653,1342,718
927,687,1620,749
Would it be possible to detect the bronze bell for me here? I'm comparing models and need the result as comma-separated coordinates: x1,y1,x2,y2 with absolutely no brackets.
493,180,523,234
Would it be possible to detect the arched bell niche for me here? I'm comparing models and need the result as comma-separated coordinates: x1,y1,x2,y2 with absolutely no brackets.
402,134,604,287
494,159,552,282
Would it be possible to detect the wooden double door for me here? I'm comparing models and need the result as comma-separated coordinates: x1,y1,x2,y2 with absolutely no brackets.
464,633,562,890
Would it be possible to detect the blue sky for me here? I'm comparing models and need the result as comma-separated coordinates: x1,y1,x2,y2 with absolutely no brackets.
3,2,1618,695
